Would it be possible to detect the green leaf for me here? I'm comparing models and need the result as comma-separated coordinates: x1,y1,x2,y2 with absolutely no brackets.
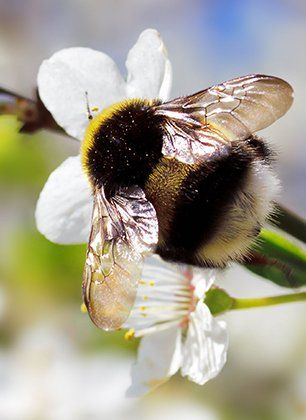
204,288,234,315
245,229,306,288
273,204,306,244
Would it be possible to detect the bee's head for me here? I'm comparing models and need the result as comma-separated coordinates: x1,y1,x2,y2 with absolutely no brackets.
81,98,164,197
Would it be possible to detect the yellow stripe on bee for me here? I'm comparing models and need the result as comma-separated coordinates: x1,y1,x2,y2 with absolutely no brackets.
144,157,197,245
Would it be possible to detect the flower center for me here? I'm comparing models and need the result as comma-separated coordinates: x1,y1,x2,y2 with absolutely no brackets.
125,266,199,338
179,268,198,329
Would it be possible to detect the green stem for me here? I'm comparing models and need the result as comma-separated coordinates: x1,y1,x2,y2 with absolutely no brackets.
273,203,306,243
231,292,306,310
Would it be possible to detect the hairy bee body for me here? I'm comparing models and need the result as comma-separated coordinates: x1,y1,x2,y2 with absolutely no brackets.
82,99,278,268
82,99,164,195
147,140,277,267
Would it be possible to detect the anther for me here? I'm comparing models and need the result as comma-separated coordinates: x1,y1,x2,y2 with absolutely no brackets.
124,328,135,340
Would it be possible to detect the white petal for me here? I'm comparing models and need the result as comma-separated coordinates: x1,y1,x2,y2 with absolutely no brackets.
124,256,190,332
181,302,228,385
38,48,126,140
126,326,182,397
35,156,93,244
192,268,217,300
126,29,172,101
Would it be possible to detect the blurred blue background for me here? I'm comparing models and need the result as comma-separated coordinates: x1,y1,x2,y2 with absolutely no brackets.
0,1,306,419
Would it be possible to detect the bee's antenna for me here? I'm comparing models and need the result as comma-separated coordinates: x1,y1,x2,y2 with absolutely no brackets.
85,91,93,120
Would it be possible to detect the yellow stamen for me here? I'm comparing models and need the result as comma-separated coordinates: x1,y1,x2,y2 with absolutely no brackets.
149,280,155,286
80,303,87,313
124,328,135,341
91,106,99,112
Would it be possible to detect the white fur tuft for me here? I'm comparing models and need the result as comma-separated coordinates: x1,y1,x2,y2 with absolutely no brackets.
197,160,280,267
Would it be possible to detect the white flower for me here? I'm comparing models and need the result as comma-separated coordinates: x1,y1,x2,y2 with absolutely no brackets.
35,29,172,244
34,29,228,398
124,256,229,397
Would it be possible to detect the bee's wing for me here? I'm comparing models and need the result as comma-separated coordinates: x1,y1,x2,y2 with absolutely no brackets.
155,74,293,164
83,185,158,331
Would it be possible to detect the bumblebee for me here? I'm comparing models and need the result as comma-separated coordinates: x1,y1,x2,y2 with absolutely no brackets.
81,74,293,331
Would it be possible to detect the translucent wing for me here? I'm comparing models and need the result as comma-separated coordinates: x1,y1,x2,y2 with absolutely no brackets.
83,185,158,331
155,74,293,164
